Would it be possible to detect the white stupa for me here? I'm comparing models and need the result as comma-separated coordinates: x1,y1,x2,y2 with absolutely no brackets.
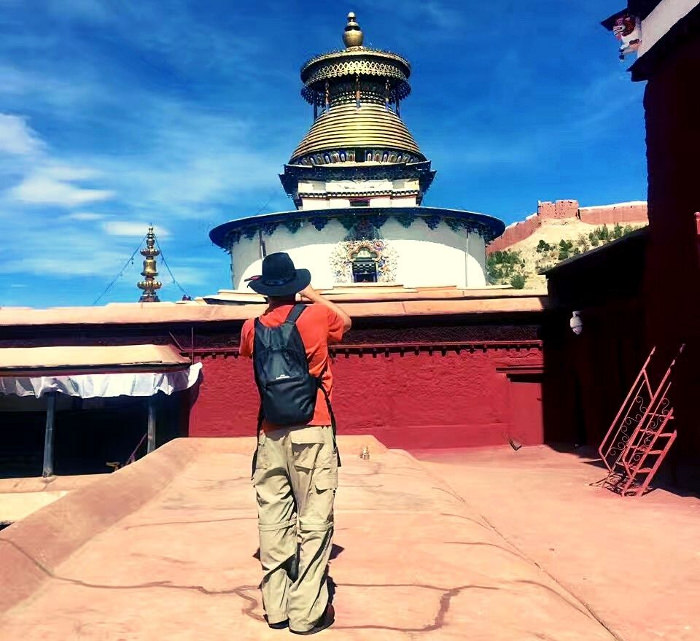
209,13,504,292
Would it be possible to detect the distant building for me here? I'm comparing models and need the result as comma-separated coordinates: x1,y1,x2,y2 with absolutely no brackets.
484,199,649,289
487,200,648,254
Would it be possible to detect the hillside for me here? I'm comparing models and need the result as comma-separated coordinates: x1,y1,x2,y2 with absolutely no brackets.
486,217,646,289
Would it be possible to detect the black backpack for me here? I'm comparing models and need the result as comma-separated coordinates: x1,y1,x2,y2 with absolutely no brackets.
253,304,319,426
250,303,341,474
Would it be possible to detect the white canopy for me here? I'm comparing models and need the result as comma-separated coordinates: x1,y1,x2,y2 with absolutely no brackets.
0,363,202,399
0,344,201,398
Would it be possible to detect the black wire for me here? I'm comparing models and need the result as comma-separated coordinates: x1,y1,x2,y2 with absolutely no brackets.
155,238,190,298
252,188,277,217
92,235,147,305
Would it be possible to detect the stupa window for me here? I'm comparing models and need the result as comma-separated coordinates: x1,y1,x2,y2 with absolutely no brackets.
351,247,378,282
350,199,370,207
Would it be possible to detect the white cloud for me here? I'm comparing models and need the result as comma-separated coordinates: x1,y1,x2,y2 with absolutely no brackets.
0,223,133,278
0,113,44,156
0,114,116,208
6,255,124,277
41,164,102,181
160,265,209,286
62,211,106,221
9,167,114,206
102,221,170,237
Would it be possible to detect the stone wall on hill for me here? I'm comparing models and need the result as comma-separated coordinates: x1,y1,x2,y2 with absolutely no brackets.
488,200,648,253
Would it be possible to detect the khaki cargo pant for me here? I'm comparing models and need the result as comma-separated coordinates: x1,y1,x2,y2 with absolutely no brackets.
252,424,338,632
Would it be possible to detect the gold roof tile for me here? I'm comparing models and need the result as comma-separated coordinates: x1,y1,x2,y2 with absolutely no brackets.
290,102,424,163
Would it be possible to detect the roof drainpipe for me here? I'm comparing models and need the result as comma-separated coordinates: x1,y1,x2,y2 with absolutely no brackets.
258,229,266,259
464,229,470,288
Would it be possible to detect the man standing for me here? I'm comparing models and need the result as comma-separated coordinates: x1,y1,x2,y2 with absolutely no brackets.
239,252,351,635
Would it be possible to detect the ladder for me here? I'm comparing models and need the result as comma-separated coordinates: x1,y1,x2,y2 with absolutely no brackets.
597,344,684,496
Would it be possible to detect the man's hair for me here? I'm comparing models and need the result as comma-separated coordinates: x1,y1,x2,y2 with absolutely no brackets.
267,295,297,303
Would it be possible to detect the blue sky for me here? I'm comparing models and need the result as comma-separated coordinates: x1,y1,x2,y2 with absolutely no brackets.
0,1,646,308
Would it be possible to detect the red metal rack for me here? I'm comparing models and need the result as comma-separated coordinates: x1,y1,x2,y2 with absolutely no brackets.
597,345,685,496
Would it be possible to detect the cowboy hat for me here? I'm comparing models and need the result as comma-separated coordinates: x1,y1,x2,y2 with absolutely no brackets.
246,252,311,297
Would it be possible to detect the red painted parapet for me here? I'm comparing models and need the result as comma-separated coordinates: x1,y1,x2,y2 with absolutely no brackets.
553,199,579,220
597,345,684,496
578,202,648,225
187,341,545,450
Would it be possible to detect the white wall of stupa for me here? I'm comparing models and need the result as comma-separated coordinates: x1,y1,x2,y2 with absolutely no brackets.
230,218,487,290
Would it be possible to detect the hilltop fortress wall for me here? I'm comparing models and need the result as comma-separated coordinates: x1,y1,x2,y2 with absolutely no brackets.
488,200,648,253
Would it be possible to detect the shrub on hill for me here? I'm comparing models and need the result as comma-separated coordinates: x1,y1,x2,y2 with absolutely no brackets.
487,249,526,287
588,223,633,246
489,223,641,289
509,273,526,289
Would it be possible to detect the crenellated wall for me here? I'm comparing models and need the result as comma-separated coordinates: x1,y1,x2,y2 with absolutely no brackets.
488,200,648,254
578,202,649,225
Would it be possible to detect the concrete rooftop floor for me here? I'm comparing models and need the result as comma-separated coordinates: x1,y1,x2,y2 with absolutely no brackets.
1,438,698,640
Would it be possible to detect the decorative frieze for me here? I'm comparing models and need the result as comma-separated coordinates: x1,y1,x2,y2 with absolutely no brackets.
213,207,503,248
330,238,398,284
310,217,329,231
395,212,415,228
283,219,302,234
262,222,278,236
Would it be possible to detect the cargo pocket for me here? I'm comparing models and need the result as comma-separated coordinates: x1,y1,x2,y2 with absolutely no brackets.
251,433,269,484
314,462,338,491
290,427,325,471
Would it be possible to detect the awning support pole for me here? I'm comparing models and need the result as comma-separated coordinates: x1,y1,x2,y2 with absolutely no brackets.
42,392,56,478
147,396,156,454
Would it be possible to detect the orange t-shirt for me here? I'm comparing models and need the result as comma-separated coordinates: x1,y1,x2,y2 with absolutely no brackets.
239,303,345,431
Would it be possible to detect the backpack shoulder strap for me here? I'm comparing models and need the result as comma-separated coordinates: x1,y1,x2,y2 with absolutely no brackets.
316,360,342,468
284,303,307,325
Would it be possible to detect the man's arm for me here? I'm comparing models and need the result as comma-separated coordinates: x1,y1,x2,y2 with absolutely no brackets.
299,285,352,332
239,319,254,358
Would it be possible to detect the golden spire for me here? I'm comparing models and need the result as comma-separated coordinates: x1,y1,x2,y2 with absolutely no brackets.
137,226,162,303
343,12,363,48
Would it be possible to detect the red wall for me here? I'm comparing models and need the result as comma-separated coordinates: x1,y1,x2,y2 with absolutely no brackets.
188,354,258,437
488,216,541,253
641,34,700,461
188,345,544,450
578,203,648,226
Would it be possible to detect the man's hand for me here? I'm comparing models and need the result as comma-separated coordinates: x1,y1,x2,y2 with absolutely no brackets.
298,284,352,332
299,284,322,303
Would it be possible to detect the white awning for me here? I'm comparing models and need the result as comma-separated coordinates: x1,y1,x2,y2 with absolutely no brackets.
0,344,191,374
0,363,202,399
0,344,201,398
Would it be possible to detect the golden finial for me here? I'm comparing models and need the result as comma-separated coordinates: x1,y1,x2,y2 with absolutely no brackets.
343,12,363,48
137,225,162,303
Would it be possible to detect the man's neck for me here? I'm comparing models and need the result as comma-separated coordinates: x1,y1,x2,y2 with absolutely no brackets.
266,297,297,311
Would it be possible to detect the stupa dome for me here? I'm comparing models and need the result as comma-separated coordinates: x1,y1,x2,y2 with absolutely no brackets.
289,12,425,167
290,102,424,164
